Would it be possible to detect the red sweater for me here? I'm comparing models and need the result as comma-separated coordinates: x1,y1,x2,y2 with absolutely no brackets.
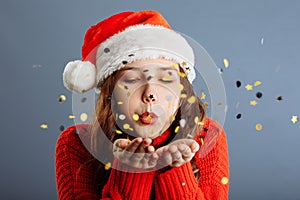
55,118,229,200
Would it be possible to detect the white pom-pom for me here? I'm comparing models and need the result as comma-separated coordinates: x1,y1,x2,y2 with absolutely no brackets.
63,60,96,93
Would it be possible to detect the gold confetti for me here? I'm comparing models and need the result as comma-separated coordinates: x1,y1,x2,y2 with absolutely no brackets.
223,58,229,68
117,84,125,90
250,100,258,106
69,115,75,119
254,81,262,86
173,63,179,70
169,115,175,121
200,92,206,100
162,75,172,81
115,130,122,134
200,138,204,145
132,114,139,121
245,84,253,91
198,121,204,126
204,102,209,108
221,177,229,185
187,96,196,104
40,124,48,129
194,116,199,124
255,123,263,131
127,92,131,97
85,73,90,77
177,71,186,77
58,95,66,103
174,126,180,133
123,124,130,129
80,113,88,122
104,162,111,170
146,115,152,120
117,101,123,105
180,94,187,98
177,84,184,91
181,61,187,66
128,127,133,131
291,116,298,124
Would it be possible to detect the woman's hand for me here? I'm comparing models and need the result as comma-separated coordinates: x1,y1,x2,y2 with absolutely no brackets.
155,139,200,168
113,137,158,169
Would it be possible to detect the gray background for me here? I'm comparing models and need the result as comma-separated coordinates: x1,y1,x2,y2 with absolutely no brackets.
1,0,300,199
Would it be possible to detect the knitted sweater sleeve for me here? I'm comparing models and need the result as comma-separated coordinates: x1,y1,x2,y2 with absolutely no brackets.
55,125,104,200
154,118,229,200
55,125,156,200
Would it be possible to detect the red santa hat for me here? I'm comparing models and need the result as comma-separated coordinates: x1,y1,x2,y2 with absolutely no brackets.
63,10,195,93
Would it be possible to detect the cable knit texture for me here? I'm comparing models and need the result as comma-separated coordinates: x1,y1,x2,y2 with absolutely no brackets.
55,118,229,199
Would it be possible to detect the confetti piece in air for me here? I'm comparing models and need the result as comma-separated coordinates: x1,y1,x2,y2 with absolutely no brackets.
217,102,222,106
260,38,264,45
221,177,229,185
59,125,65,131
276,96,283,101
245,84,253,91
118,84,125,90
187,96,196,104
181,61,187,66
254,81,262,86
177,71,186,78
180,94,187,98
166,95,173,101
173,63,179,70
175,126,180,133
194,116,199,124
127,92,131,97
235,102,240,109
177,84,184,91
218,68,223,74
169,115,175,121
69,115,75,119
256,92,263,98
204,102,209,108
291,116,298,124
104,162,111,170
40,124,48,129
132,114,139,121
119,114,126,120
123,124,130,129
255,123,263,131
198,121,204,126
236,113,242,119
85,73,90,78
32,64,42,68
117,101,123,105
223,58,229,68
58,95,66,103
200,92,206,100
80,113,88,122
115,130,122,134
250,100,258,106
179,119,186,127
182,182,186,186
81,97,87,103
236,81,241,88
162,75,172,81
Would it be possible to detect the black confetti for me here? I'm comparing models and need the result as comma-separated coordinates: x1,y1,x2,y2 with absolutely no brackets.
128,54,134,57
122,60,128,65
59,125,65,131
236,113,242,119
236,81,241,88
277,96,283,101
81,97,87,103
256,92,263,99
104,48,110,53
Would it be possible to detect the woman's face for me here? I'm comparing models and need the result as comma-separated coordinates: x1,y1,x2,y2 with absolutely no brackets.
112,59,182,139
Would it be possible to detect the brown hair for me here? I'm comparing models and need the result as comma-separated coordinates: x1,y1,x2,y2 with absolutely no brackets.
88,64,206,193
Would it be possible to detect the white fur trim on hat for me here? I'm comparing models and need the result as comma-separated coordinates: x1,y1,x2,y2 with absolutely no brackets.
95,25,195,87
63,60,96,93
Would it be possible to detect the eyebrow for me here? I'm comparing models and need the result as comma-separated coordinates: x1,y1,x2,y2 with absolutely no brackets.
120,66,177,72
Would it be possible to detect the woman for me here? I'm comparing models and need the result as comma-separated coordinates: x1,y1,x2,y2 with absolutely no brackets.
56,10,229,200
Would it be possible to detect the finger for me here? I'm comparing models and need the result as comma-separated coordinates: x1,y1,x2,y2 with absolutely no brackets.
147,145,155,153
190,141,200,153
142,138,152,147
178,144,192,158
161,149,173,166
125,137,143,153
148,153,158,167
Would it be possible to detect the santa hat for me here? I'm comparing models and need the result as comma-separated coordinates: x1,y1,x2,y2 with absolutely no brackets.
63,10,195,93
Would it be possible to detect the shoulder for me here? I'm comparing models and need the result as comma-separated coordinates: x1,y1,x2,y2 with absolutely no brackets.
55,124,93,160
194,118,227,158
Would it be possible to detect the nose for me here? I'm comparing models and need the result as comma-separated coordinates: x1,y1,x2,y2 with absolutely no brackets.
142,85,157,104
